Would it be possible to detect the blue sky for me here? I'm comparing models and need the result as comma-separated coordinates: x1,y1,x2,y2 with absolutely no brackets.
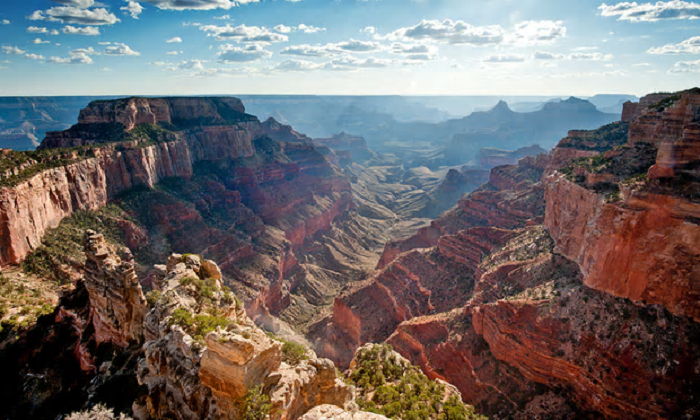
0,0,698,96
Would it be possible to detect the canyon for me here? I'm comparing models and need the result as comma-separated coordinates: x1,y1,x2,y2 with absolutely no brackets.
0,89,698,419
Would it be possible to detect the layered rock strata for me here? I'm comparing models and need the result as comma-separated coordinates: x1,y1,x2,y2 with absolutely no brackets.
545,89,700,321
0,97,349,267
83,230,147,348
316,88,700,418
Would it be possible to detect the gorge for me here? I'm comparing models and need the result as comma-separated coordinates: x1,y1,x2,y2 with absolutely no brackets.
0,89,699,420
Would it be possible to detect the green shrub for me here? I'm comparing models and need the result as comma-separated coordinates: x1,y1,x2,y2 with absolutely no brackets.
145,290,161,307
242,386,272,420
281,341,309,366
348,344,486,420
169,308,230,337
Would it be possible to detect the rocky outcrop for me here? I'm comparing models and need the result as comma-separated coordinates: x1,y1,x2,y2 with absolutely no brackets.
387,226,700,419
377,159,546,270
76,97,247,131
627,89,700,179
314,133,376,163
301,405,389,420
476,145,547,169
83,230,147,348
545,89,700,321
317,88,700,419
77,236,355,420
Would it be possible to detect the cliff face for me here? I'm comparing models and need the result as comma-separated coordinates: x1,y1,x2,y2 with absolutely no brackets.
0,140,193,266
314,88,700,419
0,97,351,268
76,97,246,131
545,89,700,321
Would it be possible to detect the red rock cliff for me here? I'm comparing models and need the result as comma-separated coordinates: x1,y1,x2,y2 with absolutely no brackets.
0,140,192,266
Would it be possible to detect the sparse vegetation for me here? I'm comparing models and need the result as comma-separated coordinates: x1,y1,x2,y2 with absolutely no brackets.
0,273,57,336
347,344,486,420
21,205,133,283
242,386,273,420
281,341,309,365
557,122,629,152
168,307,231,345
65,404,133,420
145,290,162,307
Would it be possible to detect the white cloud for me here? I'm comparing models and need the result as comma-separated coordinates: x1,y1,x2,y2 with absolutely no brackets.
273,23,324,34
328,56,393,69
533,51,565,59
132,0,296,11
121,1,144,19
483,53,526,63
32,38,51,44
391,43,437,54
167,37,182,43
280,44,331,57
599,1,700,21
177,59,205,70
568,52,614,60
167,50,182,55
25,53,45,60
334,39,382,52
51,0,96,7
1,20,10,25
507,20,566,45
380,19,505,45
214,14,231,20
71,47,99,55
274,25,292,33
103,43,140,56
200,24,289,43
63,25,100,35
296,24,325,34
633,62,651,66
49,50,94,64
361,26,377,35
28,7,120,25
280,39,383,57
274,59,324,71
648,36,700,54
2,46,26,55
27,26,49,33
391,43,439,60
217,43,272,62
669,58,700,73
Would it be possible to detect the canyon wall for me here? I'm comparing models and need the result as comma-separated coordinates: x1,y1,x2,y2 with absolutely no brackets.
545,89,700,321
0,140,193,266
0,97,348,267
316,88,700,418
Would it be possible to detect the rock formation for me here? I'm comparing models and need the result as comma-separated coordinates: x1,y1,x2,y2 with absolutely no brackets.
544,89,700,322
301,405,389,420
83,230,147,348
0,97,351,268
3,230,362,420
314,88,700,418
